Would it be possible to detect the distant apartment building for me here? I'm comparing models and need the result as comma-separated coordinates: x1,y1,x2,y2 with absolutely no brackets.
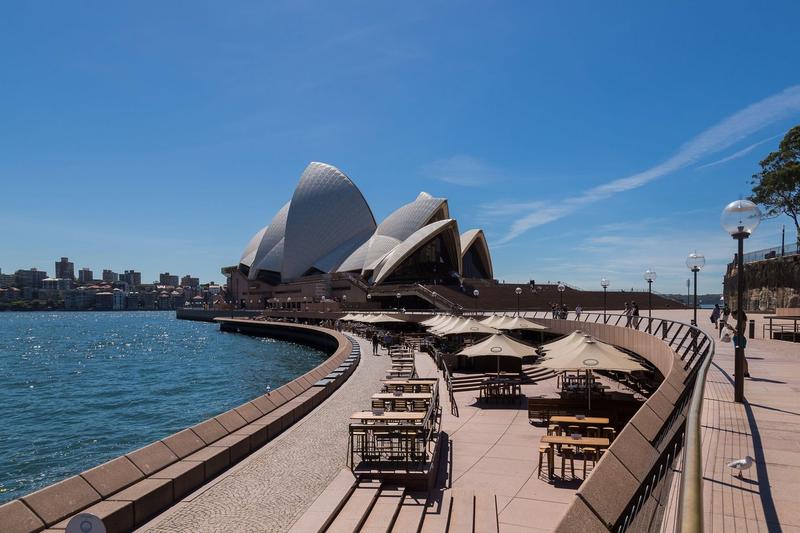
159,272,179,286
121,270,142,286
113,289,125,310
0,270,15,288
55,257,75,280
95,291,114,310
78,268,94,284
15,268,47,289
64,288,96,310
42,278,72,292
180,275,200,288
102,269,119,282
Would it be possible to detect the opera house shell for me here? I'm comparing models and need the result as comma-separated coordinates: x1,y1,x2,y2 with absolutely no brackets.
237,162,493,287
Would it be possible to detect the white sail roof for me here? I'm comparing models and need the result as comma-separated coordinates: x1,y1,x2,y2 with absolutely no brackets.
248,201,290,280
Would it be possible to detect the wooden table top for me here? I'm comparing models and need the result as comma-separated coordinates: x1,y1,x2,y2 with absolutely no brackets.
350,411,426,421
540,435,610,447
372,393,432,401
381,378,437,384
550,416,610,425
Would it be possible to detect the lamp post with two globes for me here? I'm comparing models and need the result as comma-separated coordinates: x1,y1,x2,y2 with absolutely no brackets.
473,289,480,314
644,270,656,331
515,287,522,316
721,199,761,403
557,282,565,308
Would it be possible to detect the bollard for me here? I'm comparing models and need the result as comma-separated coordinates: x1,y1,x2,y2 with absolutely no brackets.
662,321,668,339
749,319,755,339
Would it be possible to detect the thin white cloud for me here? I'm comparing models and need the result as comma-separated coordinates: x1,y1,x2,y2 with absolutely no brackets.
423,155,499,187
497,84,800,243
696,135,780,169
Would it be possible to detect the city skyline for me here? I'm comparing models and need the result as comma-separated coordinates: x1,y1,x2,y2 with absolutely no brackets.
2,2,800,292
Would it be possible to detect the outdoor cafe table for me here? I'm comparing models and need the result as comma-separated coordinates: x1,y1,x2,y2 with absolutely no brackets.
540,435,611,480
391,356,415,363
550,416,610,426
350,411,426,423
479,377,522,401
381,379,437,384
372,393,432,401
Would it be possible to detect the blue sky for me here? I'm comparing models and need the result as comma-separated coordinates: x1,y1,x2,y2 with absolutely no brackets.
2,1,799,293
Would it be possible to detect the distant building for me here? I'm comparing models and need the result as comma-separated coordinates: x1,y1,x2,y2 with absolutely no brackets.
42,278,71,292
160,272,179,287
121,270,142,286
125,292,140,310
181,275,200,288
0,270,15,288
139,291,156,309
102,269,119,282
55,257,75,280
112,289,125,310
64,288,96,310
95,291,114,310
15,268,47,289
78,268,94,284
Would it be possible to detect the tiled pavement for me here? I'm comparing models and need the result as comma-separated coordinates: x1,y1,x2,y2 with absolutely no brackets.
137,337,388,533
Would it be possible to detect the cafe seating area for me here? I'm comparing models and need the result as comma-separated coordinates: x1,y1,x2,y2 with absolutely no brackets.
385,345,417,379
348,377,441,469
538,415,617,481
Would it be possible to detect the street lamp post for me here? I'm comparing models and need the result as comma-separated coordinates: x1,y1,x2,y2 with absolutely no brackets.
557,282,565,309
515,287,522,316
722,199,761,403
686,279,690,308
473,289,479,314
287,296,291,312
600,278,609,323
686,252,705,326
644,270,656,331
396,292,401,311
341,294,347,311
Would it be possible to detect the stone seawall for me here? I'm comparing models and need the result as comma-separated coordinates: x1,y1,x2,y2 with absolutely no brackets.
1,320,359,533
175,308,261,322
724,254,800,311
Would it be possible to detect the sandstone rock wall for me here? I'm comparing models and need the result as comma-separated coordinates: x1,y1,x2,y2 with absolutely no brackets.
724,254,800,311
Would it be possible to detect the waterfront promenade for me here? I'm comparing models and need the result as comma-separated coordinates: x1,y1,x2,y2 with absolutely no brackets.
654,309,800,532
137,336,385,532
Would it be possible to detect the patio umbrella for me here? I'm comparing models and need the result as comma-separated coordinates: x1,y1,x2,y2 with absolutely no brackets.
363,313,406,324
457,333,539,373
421,314,449,327
340,313,357,321
480,314,509,327
540,330,588,352
495,316,548,331
429,315,464,334
539,335,647,410
438,318,498,336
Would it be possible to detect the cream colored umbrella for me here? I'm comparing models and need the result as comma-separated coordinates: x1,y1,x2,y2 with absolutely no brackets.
363,313,406,324
540,330,588,352
340,313,357,321
438,318,498,336
539,335,647,410
480,314,509,327
421,314,449,327
457,333,539,373
429,315,464,334
495,316,548,331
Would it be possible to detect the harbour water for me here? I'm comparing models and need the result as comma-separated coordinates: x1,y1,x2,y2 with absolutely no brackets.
0,311,326,503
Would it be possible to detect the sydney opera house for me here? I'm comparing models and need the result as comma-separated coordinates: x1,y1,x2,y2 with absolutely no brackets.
226,162,493,309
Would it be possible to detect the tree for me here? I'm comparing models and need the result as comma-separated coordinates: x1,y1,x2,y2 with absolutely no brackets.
750,125,800,248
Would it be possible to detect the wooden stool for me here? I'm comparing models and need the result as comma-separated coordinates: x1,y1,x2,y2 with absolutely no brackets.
547,424,559,436
602,427,616,442
560,446,576,479
582,447,598,478
538,443,550,478
567,425,581,436
586,426,599,437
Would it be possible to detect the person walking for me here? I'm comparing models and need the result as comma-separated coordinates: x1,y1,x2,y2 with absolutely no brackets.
575,305,582,320
551,303,558,319
710,304,721,327
372,333,380,356
624,302,632,327
720,303,731,338
631,301,640,328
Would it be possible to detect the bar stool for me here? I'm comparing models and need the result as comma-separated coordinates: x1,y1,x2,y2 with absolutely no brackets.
537,443,551,478
586,426,599,438
602,427,616,442
547,424,560,436
582,447,598,478
560,446,576,479
567,425,581,436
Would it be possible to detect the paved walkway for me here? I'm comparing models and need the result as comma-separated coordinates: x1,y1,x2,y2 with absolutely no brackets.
654,309,800,532
138,337,388,533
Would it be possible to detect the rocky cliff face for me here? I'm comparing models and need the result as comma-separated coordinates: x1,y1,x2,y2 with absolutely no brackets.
724,254,800,311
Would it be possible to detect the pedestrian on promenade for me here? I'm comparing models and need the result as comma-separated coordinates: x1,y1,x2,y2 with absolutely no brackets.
710,304,721,326
720,303,731,337
631,302,640,328
551,303,557,319
372,333,380,356
733,309,750,378
560,304,568,319
624,302,632,327
575,305,582,320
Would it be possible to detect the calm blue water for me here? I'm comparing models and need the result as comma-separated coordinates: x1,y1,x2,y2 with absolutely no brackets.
0,311,325,503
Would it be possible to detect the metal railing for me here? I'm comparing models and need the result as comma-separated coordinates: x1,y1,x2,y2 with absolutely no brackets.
742,240,800,263
521,310,714,532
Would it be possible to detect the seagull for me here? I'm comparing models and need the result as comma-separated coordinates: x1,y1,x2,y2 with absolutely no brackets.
727,456,754,479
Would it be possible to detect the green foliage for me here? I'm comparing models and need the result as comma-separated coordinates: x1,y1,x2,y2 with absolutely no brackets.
750,125,800,241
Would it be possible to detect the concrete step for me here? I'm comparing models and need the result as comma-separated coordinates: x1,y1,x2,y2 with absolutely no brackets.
473,490,498,533
360,485,405,533
419,490,452,533
391,492,428,533
287,469,357,533
326,481,381,533
447,488,474,532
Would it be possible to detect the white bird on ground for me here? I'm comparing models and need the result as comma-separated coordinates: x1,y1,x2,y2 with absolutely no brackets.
727,456,754,479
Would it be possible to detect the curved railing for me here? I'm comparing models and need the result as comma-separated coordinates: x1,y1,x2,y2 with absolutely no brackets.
520,311,713,532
